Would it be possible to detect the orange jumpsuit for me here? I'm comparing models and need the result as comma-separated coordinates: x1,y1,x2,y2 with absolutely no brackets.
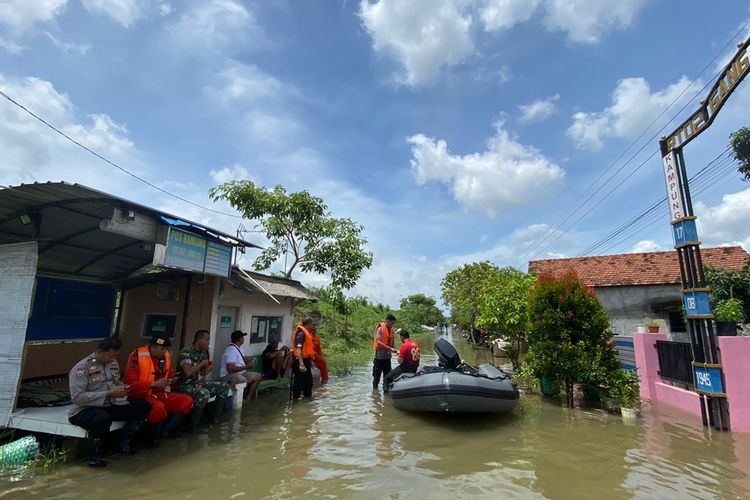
125,347,193,423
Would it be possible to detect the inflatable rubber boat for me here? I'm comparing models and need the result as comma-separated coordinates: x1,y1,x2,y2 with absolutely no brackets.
389,338,519,414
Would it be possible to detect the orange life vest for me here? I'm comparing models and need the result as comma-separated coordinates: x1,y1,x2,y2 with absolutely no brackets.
373,321,394,351
292,325,315,358
136,345,171,395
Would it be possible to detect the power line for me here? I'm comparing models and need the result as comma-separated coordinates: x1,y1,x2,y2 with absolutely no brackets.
515,19,750,267
581,152,736,256
578,149,737,256
0,89,244,220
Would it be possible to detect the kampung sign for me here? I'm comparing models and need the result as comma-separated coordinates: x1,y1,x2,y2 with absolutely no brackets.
153,226,232,278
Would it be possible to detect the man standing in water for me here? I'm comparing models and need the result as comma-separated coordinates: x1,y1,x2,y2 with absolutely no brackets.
384,330,420,392
291,317,316,399
372,314,397,390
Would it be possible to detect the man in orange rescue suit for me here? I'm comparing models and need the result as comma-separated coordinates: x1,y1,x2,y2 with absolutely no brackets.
384,329,420,392
125,334,193,446
291,317,316,400
372,314,397,390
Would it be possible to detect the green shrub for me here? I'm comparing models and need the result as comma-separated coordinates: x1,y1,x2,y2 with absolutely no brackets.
714,298,745,323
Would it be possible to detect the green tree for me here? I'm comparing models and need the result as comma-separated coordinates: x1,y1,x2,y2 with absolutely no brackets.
398,294,444,333
476,267,536,368
704,261,750,320
210,181,373,289
525,271,619,408
441,261,500,334
730,126,750,181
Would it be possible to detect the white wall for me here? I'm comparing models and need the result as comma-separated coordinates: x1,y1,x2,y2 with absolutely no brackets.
217,288,295,356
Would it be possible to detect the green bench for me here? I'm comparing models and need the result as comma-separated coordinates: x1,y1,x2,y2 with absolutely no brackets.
247,355,290,397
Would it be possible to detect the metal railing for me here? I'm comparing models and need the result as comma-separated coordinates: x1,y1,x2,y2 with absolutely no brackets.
655,340,694,388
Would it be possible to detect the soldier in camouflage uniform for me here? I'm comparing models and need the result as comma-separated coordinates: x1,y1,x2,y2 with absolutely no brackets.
68,337,150,468
174,329,231,430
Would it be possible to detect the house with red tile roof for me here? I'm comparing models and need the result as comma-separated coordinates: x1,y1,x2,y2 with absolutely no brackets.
528,246,749,338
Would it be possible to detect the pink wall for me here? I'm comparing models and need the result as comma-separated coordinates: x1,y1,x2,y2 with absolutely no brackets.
718,336,750,433
633,333,703,420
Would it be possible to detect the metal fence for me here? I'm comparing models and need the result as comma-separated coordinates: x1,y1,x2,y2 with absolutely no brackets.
656,340,694,388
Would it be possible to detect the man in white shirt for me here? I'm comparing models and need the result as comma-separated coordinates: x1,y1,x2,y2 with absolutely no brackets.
220,330,262,401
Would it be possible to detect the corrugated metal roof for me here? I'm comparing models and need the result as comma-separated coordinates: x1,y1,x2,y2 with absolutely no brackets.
0,182,260,282
227,268,318,301
528,246,749,287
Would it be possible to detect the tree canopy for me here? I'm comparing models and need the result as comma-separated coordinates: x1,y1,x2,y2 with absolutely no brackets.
210,181,373,289
476,267,536,367
398,294,444,333
704,261,750,321
730,126,750,181
441,261,499,330
525,271,619,408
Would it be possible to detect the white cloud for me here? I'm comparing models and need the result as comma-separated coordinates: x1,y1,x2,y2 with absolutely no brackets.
81,0,147,27
0,0,68,35
359,0,474,86
408,122,565,217
696,188,750,251
479,0,539,32
168,0,268,55
518,94,559,123
0,74,137,187
629,240,663,253
45,32,91,55
206,64,287,107
210,164,253,185
543,0,649,44
567,76,702,151
0,37,25,54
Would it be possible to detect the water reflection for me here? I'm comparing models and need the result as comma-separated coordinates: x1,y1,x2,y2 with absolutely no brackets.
2,337,749,499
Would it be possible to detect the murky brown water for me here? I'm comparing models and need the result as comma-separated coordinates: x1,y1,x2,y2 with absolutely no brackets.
3,333,750,499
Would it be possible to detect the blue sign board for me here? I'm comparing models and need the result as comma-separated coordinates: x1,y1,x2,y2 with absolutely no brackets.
160,227,232,278
672,218,699,247
693,365,725,396
682,290,712,317
164,227,207,272
204,240,233,277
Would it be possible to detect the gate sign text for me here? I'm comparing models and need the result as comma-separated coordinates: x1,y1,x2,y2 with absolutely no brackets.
665,37,750,152
662,151,684,222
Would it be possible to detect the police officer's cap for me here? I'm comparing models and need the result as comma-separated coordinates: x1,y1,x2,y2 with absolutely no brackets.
150,334,172,347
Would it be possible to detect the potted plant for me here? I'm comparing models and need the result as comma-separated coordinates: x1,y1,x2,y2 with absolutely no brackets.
608,369,641,419
645,318,660,333
714,298,744,336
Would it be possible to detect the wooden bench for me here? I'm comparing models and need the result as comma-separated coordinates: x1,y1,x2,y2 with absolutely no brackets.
247,355,290,397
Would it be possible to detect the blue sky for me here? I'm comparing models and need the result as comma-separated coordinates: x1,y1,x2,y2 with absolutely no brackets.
1,0,750,307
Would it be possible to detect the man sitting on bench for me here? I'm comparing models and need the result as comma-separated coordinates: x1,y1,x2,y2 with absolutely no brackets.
68,337,150,468
262,340,293,380
220,330,262,402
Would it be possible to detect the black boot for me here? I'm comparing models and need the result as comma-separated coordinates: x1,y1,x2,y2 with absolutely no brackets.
186,405,204,433
161,412,185,438
85,438,108,468
209,397,228,424
118,419,143,454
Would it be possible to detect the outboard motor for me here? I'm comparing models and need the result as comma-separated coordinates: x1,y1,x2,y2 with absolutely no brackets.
434,338,461,370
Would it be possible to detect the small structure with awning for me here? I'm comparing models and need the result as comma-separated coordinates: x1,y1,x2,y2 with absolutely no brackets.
0,181,313,436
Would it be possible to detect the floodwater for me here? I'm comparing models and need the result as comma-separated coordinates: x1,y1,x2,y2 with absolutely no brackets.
3,334,750,499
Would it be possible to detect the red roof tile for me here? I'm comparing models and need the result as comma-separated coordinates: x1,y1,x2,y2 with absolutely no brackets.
528,246,749,287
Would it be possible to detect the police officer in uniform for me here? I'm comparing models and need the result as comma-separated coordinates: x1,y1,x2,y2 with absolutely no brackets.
68,337,150,468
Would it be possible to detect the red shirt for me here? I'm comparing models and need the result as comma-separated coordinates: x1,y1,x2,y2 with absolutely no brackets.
398,339,420,368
